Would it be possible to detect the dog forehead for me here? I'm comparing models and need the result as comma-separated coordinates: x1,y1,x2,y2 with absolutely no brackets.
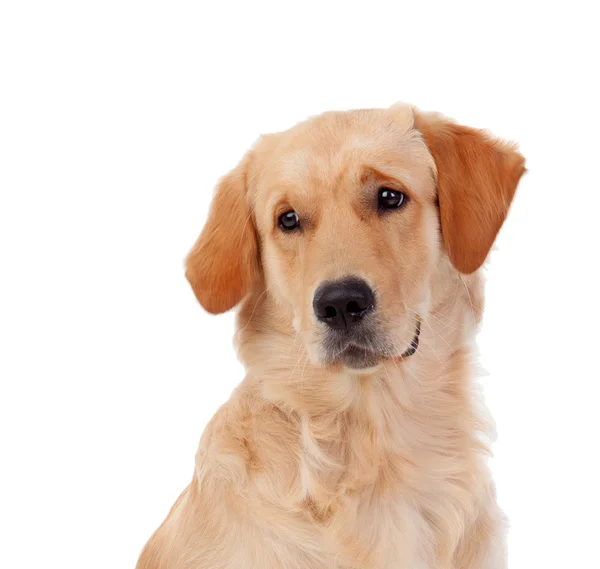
250,107,431,201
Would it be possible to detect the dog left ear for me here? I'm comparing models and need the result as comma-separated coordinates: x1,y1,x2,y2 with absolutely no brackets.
415,112,526,274
185,152,258,314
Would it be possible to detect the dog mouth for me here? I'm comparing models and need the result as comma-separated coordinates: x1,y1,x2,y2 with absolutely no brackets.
323,320,421,370
332,343,383,369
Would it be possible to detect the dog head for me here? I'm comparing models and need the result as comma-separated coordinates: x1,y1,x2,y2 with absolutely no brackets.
185,105,525,371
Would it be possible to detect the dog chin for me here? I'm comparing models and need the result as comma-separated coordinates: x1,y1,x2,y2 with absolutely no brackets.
311,343,385,373
336,345,382,370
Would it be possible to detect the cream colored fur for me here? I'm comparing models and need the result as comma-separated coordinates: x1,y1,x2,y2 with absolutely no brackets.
137,104,524,569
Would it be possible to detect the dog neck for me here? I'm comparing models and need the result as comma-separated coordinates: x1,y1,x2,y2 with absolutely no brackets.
230,266,491,548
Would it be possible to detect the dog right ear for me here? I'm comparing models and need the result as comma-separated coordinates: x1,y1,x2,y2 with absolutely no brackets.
185,152,258,314
414,111,526,274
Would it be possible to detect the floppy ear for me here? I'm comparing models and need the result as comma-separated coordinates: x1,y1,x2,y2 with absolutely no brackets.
415,112,526,274
185,153,258,314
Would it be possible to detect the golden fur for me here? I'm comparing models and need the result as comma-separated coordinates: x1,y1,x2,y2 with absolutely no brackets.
137,104,525,569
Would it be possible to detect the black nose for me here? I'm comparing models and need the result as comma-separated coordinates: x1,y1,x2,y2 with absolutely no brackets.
313,278,375,330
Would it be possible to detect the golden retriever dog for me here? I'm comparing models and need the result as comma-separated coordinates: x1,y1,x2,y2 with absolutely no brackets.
136,103,525,569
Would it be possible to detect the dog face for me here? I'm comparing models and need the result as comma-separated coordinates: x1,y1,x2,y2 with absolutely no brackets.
186,105,525,371
249,108,439,370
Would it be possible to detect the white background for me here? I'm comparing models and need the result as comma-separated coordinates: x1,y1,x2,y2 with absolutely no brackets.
1,1,599,568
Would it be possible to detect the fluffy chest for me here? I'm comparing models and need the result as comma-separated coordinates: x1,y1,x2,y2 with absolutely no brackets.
293,385,487,567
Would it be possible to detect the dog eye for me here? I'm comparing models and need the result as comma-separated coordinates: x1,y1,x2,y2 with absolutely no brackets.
278,210,300,231
378,188,406,210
